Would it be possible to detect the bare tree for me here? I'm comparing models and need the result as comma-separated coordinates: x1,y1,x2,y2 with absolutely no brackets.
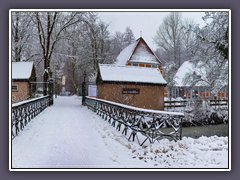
107,27,135,64
108,31,125,62
50,13,111,94
11,12,33,62
181,19,198,61
154,12,183,68
32,12,81,95
123,26,135,47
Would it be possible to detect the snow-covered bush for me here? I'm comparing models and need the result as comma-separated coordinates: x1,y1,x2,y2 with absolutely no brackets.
183,99,228,126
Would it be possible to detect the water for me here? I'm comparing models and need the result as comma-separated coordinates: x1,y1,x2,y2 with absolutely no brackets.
182,124,229,138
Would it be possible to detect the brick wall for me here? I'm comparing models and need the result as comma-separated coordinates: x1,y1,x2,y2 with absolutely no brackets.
12,82,30,103
98,83,165,110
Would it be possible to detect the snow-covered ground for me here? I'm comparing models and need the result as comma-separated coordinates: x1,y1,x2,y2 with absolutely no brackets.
11,96,228,169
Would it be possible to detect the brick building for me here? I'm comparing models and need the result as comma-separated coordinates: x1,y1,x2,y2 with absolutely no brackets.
96,37,167,110
12,62,36,103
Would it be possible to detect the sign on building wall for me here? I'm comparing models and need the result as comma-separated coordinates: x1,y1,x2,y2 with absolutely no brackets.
88,85,97,97
122,88,140,94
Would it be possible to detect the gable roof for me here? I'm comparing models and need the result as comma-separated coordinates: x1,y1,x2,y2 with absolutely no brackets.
173,61,208,87
12,61,34,80
115,37,162,66
98,64,167,85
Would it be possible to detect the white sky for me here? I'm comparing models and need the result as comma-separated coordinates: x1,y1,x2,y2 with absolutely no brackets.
98,11,206,50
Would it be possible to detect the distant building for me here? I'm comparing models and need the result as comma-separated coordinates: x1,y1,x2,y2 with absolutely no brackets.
12,62,36,103
96,37,167,110
172,60,228,99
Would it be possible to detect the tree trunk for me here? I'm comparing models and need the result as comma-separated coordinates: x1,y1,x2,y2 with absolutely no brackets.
43,56,50,95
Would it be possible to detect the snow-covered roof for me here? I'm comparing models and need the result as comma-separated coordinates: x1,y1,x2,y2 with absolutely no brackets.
115,41,138,66
173,61,208,87
115,37,161,66
130,42,159,64
12,61,34,80
99,64,167,85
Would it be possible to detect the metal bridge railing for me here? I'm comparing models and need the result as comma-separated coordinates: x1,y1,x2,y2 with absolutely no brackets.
85,96,184,146
11,95,53,139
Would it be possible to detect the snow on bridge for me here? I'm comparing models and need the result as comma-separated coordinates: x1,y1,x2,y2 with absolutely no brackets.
12,96,228,169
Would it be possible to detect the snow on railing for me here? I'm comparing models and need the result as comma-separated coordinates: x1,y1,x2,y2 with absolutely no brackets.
12,96,48,108
85,96,184,146
11,95,53,139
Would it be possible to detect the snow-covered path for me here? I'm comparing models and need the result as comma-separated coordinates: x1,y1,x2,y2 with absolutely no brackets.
12,96,229,169
12,96,145,168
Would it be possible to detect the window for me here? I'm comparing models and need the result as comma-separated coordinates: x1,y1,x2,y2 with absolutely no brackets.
205,92,208,97
12,84,18,92
139,63,145,67
146,64,152,68
152,64,158,68
132,63,138,66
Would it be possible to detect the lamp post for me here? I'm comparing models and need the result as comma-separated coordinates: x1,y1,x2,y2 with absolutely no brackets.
54,64,58,98
82,71,87,105
48,70,54,106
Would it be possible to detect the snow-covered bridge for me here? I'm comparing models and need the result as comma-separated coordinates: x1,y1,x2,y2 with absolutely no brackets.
11,96,228,169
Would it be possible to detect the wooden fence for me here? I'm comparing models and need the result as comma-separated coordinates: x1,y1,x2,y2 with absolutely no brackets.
164,99,228,109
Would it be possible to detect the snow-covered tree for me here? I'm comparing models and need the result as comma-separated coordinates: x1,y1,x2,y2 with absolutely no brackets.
107,32,125,63
123,26,135,47
154,13,198,69
48,13,112,94
32,12,82,95
11,12,34,62
181,19,198,62
80,13,111,73
154,12,183,68
107,27,135,64
187,12,229,96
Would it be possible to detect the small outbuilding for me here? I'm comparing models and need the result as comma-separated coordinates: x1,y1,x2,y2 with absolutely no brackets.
96,37,167,110
12,61,36,103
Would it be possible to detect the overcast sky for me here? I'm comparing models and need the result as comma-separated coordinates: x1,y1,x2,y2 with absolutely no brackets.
98,11,206,50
